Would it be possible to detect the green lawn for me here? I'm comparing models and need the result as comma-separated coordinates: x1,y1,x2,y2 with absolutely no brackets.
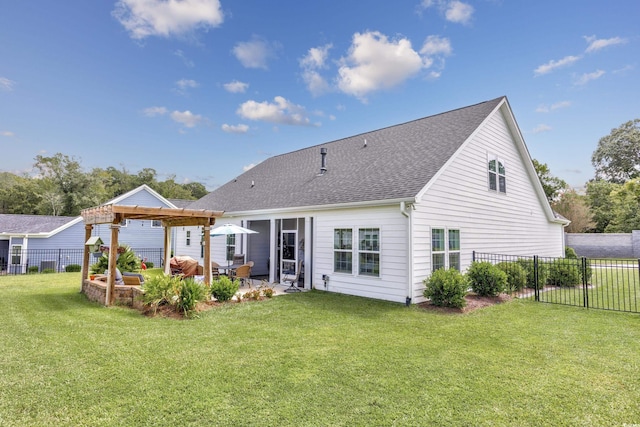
1,273,639,426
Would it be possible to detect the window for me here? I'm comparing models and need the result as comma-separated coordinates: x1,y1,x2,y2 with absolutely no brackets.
359,228,380,276
431,228,460,271
11,245,22,265
186,230,191,246
151,220,162,228
488,155,506,193
334,228,352,273
226,234,236,262
119,219,128,227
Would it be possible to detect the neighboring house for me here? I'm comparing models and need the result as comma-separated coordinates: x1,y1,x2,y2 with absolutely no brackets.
178,96,569,303
0,184,181,273
0,214,84,273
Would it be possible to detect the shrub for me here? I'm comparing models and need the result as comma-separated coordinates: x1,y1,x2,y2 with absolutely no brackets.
210,276,240,302
139,274,182,314
90,245,141,274
27,266,39,274
261,287,275,298
547,259,581,287
65,264,82,272
467,261,507,297
176,278,206,317
145,261,154,269
565,247,578,258
516,258,548,290
423,268,468,308
242,289,261,301
41,268,55,274
496,262,527,293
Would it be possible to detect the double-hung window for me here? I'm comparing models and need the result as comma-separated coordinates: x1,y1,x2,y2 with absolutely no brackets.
431,228,460,271
226,234,236,262
151,220,162,228
334,229,353,273
359,228,380,277
186,230,191,246
488,154,506,193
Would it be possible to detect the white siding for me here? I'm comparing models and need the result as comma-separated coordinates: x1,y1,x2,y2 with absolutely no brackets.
411,107,564,301
313,205,409,303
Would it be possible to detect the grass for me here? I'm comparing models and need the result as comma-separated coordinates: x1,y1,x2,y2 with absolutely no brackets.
1,273,639,426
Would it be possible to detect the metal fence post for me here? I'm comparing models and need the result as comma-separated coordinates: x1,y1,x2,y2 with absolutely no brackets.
534,255,539,302
582,257,589,309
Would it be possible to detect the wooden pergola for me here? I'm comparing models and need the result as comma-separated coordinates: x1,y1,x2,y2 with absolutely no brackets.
80,204,224,305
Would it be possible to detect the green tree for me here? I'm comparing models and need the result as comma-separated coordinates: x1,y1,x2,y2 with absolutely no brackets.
592,119,640,183
532,159,567,202
552,189,594,233
605,179,640,232
154,176,193,199
182,182,208,199
585,180,620,233
0,177,42,214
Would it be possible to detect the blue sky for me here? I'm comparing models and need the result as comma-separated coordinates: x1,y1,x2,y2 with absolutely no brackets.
1,0,638,190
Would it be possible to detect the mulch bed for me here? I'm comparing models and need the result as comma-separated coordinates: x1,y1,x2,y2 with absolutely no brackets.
418,293,513,314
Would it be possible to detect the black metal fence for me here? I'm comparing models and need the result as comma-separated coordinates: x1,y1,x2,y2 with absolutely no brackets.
0,248,164,275
473,251,640,314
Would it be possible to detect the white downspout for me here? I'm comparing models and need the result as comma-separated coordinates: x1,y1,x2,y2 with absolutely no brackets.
400,202,413,305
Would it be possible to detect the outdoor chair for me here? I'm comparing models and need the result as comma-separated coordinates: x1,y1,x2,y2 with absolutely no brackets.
233,254,245,265
283,261,302,293
231,263,252,287
211,261,221,280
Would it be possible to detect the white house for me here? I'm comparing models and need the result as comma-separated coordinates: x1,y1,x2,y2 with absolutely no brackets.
178,97,569,303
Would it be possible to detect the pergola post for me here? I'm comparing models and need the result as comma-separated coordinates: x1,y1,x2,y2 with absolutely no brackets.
81,224,93,288
203,223,212,285
163,226,172,276
106,223,120,306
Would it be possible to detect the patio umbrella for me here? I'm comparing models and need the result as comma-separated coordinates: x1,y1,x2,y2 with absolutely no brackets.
210,223,259,267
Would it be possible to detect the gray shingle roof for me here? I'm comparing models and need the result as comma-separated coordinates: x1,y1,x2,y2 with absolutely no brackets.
0,214,78,234
190,97,504,213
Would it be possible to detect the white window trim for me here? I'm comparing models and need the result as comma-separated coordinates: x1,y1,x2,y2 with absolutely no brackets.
431,227,460,271
332,226,382,278
150,220,162,228
487,153,506,194
333,228,353,275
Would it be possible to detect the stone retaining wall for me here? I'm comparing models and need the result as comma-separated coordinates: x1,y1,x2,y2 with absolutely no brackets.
82,280,144,307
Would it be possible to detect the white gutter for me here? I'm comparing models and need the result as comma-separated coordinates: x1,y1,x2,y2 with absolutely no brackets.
400,202,413,305
223,197,416,217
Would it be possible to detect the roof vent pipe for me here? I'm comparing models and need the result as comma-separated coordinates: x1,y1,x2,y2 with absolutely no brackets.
320,147,327,175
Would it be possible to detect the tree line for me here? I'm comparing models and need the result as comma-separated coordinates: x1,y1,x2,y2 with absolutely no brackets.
537,118,640,233
0,153,209,216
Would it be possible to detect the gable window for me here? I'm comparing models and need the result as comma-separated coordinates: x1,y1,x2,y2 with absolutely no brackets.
359,228,380,277
488,155,506,193
432,228,460,271
186,230,191,246
334,228,353,273
151,220,162,228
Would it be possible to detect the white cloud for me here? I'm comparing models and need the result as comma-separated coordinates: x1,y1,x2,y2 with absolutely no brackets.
536,100,571,113
574,69,605,86
170,110,203,127
0,77,15,91
174,49,194,67
237,96,314,126
534,55,581,76
337,31,426,101
223,80,249,93
584,35,627,53
420,35,452,56
243,163,256,172
232,36,278,69
300,44,333,96
113,0,224,40
532,124,552,134
417,0,473,24
1,131,14,137
176,79,198,90
221,123,249,134
142,106,168,116
445,1,474,24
